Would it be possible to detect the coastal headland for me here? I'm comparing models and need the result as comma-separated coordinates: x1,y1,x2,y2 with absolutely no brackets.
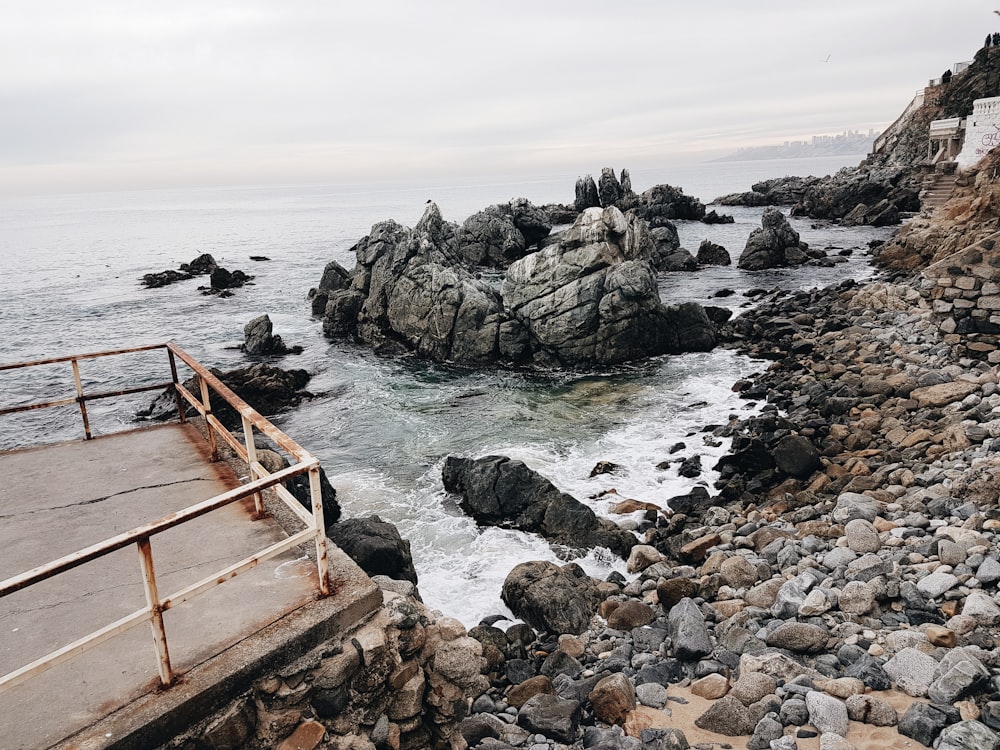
15,36,1000,750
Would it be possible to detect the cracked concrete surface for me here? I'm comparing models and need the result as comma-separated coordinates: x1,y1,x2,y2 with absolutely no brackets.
0,422,328,750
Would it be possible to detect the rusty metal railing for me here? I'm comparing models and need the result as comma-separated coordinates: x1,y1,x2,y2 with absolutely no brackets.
0,342,330,691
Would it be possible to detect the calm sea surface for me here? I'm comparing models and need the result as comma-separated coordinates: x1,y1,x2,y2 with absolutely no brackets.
0,155,893,624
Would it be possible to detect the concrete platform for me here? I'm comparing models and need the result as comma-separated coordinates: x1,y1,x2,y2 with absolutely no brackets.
0,423,381,750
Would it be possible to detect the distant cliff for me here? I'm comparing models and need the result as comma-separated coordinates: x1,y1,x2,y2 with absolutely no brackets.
716,42,1000,233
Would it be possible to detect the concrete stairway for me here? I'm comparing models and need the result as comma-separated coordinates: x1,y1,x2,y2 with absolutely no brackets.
920,171,957,212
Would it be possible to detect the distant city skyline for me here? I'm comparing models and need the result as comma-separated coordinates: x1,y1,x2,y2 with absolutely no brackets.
0,1,994,195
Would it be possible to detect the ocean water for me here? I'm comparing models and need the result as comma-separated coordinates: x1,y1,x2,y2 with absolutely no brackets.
0,154,893,625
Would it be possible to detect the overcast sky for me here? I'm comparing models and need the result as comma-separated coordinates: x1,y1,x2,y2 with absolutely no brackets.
0,1,994,194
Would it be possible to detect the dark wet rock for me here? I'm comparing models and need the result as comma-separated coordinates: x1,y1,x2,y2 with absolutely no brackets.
442,454,636,557
207,266,253,292
501,561,601,635
737,207,810,270
142,268,192,288
598,167,624,208
630,183,706,223
256,449,341,528
897,702,951,747
140,363,311,431
667,598,712,660
937,721,1000,750
326,515,417,584
142,253,219,288
696,240,731,266
517,694,581,743
702,210,734,225
649,225,698,271
771,434,821,478
243,314,301,355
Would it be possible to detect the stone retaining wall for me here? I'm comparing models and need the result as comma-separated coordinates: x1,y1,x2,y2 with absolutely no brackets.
920,231,1000,362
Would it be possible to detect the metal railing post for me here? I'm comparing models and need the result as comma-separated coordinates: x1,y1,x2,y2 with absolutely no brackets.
242,414,265,518
167,348,187,424
309,465,330,596
137,537,173,687
70,358,92,440
198,375,219,461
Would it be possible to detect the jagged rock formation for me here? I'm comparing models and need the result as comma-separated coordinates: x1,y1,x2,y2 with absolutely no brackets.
441,455,637,558
737,207,810,270
314,202,716,368
453,199,553,268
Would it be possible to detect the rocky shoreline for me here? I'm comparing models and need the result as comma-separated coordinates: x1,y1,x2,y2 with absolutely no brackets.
447,256,1000,749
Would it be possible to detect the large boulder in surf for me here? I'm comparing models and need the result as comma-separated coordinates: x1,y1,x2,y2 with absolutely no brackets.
737,207,810,270
442,454,636,557
441,456,636,557
454,198,553,268
501,561,602,635
243,314,300,355
326,515,418,584
501,206,715,366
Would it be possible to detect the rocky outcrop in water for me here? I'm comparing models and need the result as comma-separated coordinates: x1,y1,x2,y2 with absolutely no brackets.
327,515,418,584
242,313,301,355
442,455,637,558
139,363,311,429
142,253,218,288
315,202,716,368
141,252,255,295
737,207,810,270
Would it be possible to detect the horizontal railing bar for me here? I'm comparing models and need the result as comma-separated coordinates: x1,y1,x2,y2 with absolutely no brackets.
0,382,171,418
0,461,315,597
161,529,313,611
0,607,151,692
167,343,313,462
0,343,168,372
0,397,79,417
81,381,175,403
